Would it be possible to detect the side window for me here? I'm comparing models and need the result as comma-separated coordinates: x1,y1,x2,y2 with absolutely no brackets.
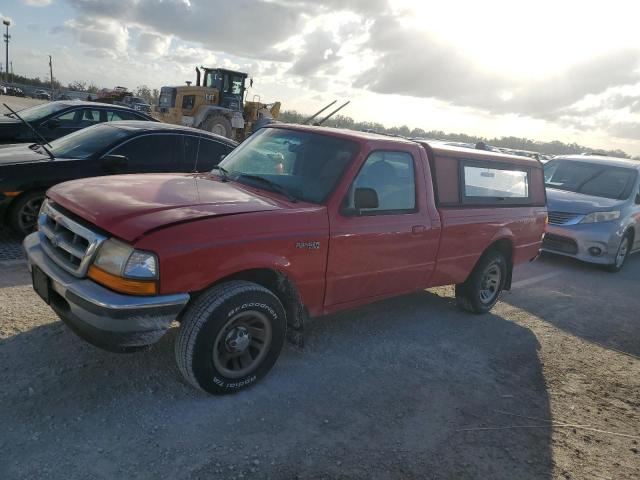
78,109,102,127
51,110,79,127
184,136,231,171
462,163,529,203
344,151,417,215
182,95,196,109
106,110,140,121
110,135,176,167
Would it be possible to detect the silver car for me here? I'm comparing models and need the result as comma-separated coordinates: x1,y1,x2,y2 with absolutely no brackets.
542,155,640,271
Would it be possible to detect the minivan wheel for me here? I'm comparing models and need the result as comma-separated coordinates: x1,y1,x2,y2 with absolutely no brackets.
175,280,286,394
9,191,45,236
455,250,507,314
605,233,631,273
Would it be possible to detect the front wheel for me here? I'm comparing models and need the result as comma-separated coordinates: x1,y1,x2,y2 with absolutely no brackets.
455,250,507,314
8,190,45,236
175,281,286,394
605,233,631,273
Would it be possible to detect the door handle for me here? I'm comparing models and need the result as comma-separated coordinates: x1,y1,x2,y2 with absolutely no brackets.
411,225,426,235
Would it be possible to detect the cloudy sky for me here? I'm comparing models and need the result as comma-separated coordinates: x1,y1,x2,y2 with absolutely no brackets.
2,0,640,155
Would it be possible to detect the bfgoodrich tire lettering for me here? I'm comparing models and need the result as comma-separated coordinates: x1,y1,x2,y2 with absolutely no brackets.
175,281,286,394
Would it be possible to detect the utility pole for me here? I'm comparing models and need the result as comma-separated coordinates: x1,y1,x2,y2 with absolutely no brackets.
2,19,10,84
10,61,12,83
48,55,53,97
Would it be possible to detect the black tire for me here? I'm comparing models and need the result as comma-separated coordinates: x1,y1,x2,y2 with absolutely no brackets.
175,280,286,394
455,250,507,314
8,190,46,236
202,114,233,139
605,232,632,273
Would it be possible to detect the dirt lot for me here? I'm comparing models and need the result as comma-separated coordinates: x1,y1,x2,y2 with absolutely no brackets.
1,241,639,479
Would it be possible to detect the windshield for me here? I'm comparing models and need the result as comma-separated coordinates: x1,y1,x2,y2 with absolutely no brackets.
218,128,359,204
544,160,637,200
49,124,130,159
11,102,68,122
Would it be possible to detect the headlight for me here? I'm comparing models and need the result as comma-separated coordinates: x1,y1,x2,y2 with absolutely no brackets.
89,238,158,295
580,211,621,224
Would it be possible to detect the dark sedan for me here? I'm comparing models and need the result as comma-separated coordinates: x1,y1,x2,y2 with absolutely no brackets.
0,100,156,144
0,121,237,234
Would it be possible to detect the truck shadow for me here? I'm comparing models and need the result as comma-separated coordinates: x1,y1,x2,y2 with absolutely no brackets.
0,290,552,479
505,252,640,358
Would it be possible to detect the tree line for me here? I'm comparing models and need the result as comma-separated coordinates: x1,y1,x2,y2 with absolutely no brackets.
279,110,635,159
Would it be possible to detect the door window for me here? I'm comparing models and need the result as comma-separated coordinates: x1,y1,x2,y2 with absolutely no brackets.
78,109,103,127
344,151,417,215
52,110,80,127
106,110,143,121
110,134,177,167
183,136,231,171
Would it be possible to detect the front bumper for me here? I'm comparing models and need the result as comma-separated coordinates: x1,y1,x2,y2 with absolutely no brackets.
542,222,622,265
23,233,190,352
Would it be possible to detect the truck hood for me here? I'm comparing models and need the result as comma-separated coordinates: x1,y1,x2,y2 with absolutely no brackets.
48,173,285,242
546,187,625,214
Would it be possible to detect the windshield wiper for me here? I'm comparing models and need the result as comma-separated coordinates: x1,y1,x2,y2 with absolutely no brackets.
32,143,55,160
235,173,298,202
213,165,230,182
3,103,54,160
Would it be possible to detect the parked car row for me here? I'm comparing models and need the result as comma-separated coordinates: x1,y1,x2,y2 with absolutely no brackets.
0,85,25,97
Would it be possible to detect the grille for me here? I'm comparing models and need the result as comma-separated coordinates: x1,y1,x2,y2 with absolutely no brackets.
547,211,582,225
38,201,106,277
542,233,578,255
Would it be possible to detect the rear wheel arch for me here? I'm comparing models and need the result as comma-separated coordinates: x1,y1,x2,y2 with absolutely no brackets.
476,238,514,290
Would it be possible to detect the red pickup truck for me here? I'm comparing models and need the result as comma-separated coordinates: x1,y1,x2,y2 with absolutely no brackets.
24,125,547,394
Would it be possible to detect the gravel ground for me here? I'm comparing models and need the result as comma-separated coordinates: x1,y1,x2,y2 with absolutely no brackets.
0,250,639,479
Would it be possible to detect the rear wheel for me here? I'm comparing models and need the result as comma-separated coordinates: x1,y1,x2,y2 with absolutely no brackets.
202,114,232,138
455,250,507,314
605,233,631,273
8,190,45,236
175,281,286,394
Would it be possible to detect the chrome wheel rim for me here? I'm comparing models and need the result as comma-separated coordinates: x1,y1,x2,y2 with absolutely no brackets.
616,237,629,268
479,262,501,304
212,310,272,379
17,196,44,234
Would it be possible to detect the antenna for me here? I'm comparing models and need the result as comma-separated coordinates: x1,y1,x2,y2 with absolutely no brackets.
316,101,350,125
302,100,337,125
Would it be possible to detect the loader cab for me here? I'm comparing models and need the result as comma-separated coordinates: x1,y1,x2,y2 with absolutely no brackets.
202,68,247,112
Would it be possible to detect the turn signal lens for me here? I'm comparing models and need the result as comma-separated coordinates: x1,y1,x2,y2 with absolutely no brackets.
2,191,22,197
88,265,158,296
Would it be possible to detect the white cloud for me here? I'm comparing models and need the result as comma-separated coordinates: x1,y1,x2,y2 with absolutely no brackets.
136,31,171,56
22,0,53,6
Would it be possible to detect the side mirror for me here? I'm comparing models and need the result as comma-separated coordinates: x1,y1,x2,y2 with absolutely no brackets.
354,187,379,210
101,154,128,172
46,119,60,130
